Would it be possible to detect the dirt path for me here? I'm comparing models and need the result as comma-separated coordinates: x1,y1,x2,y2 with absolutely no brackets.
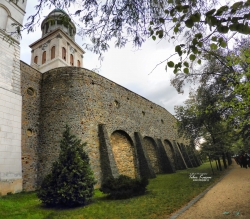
170,161,250,219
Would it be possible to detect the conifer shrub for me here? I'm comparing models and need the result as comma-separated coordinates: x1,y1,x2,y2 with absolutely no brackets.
37,125,96,207
100,175,149,199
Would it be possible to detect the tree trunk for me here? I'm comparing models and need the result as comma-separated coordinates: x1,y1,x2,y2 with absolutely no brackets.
209,155,214,175
222,152,227,169
217,157,222,171
226,152,232,165
215,159,219,170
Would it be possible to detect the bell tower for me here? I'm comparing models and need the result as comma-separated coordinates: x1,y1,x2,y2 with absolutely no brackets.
29,9,85,73
0,0,27,195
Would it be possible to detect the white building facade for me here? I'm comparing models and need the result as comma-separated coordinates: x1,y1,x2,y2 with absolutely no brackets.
0,0,27,195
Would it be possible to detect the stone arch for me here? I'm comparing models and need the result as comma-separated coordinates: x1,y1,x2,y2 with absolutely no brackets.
0,5,10,30
110,130,137,178
163,139,176,167
143,136,160,174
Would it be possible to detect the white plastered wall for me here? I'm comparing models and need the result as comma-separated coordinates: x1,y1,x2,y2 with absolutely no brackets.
0,0,27,195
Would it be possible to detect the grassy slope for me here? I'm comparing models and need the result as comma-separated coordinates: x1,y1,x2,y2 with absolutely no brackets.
0,161,230,219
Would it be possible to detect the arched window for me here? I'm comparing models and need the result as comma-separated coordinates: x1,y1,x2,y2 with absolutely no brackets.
0,7,8,30
77,60,81,67
62,47,66,61
51,46,55,60
34,56,38,64
70,54,74,66
42,51,46,64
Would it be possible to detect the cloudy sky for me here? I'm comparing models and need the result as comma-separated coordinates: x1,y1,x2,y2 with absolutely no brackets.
20,0,191,115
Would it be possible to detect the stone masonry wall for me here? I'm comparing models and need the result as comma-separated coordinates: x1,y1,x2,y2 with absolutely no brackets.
20,61,41,191
38,66,186,187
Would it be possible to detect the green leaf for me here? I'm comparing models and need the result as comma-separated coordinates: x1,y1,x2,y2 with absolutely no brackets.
205,9,216,16
229,23,237,31
220,40,227,48
190,13,201,22
185,19,194,28
184,68,189,74
231,1,243,10
215,6,229,16
210,16,218,26
192,46,198,54
244,12,250,20
173,17,178,22
167,61,175,68
195,33,203,39
197,42,203,47
175,45,181,52
197,59,201,64
158,30,164,38
184,61,189,67
211,36,217,42
175,4,183,12
192,38,198,45
217,25,229,33
170,9,176,16
159,18,165,23
189,54,196,61
210,43,218,50
152,36,156,40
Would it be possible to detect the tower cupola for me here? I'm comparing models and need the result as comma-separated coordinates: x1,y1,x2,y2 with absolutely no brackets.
41,8,76,40
29,8,85,73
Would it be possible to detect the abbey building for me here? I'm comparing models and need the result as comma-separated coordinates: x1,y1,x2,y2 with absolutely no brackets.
0,1,199,195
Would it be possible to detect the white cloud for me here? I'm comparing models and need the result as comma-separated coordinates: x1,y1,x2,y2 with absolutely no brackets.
20,0,190,115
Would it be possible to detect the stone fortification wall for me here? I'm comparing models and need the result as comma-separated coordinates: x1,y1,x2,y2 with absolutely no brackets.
37,67,188,187
20,61,41,191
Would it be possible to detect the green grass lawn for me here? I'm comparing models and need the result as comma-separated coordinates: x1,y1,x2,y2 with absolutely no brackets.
0,161,231,219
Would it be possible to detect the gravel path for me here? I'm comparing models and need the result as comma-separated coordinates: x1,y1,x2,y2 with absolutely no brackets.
170,161,250,219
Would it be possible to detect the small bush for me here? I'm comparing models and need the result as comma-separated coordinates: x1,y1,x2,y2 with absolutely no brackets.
100,175,148,199
37,125,96,207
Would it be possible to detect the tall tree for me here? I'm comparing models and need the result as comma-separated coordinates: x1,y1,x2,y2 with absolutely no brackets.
37,125,96,207
15,0,250,63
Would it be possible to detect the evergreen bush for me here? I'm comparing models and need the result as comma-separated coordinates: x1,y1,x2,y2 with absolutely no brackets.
37,125,96,207
100,175,148,199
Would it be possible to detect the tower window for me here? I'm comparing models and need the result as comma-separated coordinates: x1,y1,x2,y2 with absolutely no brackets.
62,47,66,61
34,56,38,64
77,60,81,67
51,46,55,60
70,54,74,66
42,51,46,64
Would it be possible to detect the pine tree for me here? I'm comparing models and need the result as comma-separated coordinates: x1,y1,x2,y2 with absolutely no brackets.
37,125,96,207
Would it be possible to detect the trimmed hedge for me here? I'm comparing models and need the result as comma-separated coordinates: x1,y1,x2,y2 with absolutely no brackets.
100,175,148,199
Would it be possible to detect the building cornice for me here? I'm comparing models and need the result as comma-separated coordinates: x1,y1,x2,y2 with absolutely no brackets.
29,28,85,54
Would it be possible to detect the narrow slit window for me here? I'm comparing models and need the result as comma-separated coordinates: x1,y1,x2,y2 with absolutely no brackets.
62,47,66,61
42,51,46,64
51,46,55,60
70,54,74,66
34,56,38,64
